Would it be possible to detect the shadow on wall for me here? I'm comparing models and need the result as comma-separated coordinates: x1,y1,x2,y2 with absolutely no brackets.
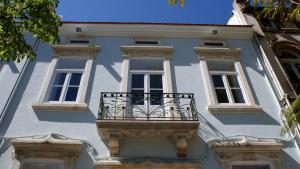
74,149,96,169
282,140,300,168
212,111,280,125
34,110,96,123
0,61,36,136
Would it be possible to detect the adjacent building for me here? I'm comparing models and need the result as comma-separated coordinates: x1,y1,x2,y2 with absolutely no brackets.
0,22,300,169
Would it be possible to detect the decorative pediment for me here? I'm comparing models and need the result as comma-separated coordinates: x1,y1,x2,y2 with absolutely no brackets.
11,133,83,165
120,45,173,58
212,137,283,169
52,45,101,58
194,47,241,60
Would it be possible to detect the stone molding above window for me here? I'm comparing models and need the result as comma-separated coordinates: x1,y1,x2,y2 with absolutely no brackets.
10,133,83,169
52,45,101,58
120,45,173,58
94,159,200,169
212,138,283,169
195,46,262,112
194,47,241,60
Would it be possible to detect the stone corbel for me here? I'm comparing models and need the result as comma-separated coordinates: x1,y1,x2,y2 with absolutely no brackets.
108,132,121,156
175,133,189,157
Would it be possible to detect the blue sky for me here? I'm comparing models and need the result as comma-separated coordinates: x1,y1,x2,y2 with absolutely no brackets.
56,0,233,24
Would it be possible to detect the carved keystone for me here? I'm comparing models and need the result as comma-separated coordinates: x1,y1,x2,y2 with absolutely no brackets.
108,134,120,156
176,135,188,157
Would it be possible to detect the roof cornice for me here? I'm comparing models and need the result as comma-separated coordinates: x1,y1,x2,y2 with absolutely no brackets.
59,22,253,39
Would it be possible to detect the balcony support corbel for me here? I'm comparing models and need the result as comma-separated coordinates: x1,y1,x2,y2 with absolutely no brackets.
175,133,188,157
108,133,120,156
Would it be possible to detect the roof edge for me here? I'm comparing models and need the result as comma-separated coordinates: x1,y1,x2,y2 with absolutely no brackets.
61,21,252,28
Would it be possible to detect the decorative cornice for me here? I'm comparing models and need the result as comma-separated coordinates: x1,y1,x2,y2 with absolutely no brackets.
59,23,253,39
212,138,283,169
194,47,241,60
52,45,101,58
212,138,282,152
11,133,83,161
120,45,173,58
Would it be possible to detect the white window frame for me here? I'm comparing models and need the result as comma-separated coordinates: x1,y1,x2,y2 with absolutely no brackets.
129,58,166,94
46,69,84,103
195,47,262,112
120,46,173,93
20,159,64,169
209,62,248,105
32,45,100,111
279,50,300,80
230,161,274,169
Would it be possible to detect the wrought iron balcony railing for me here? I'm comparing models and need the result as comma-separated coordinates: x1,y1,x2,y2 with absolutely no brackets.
98,92,198,121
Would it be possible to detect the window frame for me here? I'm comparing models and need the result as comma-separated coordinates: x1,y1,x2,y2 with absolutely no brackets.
230,161,274,169
46,69,84,103
33,45,100,111
195,47,261,112
209,62,248,105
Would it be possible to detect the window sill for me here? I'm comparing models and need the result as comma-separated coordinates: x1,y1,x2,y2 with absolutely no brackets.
207,104,263,113
32,102,88,111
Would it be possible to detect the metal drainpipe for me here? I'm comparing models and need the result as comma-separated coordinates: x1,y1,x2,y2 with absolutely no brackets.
0,39,40,126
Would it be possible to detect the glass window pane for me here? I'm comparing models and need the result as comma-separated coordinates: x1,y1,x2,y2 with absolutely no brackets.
207,61,235,71
150,90,163,105
283,63,298,80
232,165,271,169
54,73,67,85
131,74,144,88
231,89,245,103
69,73,82,85
281,51,298,59
150,75,163,89
48,87,62,101
215,89,229,103
212,75,224,87
22,162,64,169
130,59,163,70
131,90,144,105
227,75,240,88
64,87,79,101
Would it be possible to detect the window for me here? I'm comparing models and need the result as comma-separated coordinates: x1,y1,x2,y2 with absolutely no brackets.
134,39,159,45
130,59,164,105
232,165,271,169
33,44,100,111
46,58,86,103
204,42,225,47
195,46,260,112
69,39,90,44
21,161,64,169
208,61,246,104
279,51,300,94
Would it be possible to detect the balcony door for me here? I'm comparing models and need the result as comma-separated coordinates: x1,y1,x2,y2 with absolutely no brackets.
129,59,168,119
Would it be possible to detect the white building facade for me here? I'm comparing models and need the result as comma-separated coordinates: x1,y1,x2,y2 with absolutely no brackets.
0,22,299,169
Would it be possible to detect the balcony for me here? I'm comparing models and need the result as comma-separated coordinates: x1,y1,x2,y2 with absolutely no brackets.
96,92,200,157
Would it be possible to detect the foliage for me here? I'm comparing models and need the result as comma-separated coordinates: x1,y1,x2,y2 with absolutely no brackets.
168,0,185,7
244,0,300,25
282,96,300,135
0,0,61,62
